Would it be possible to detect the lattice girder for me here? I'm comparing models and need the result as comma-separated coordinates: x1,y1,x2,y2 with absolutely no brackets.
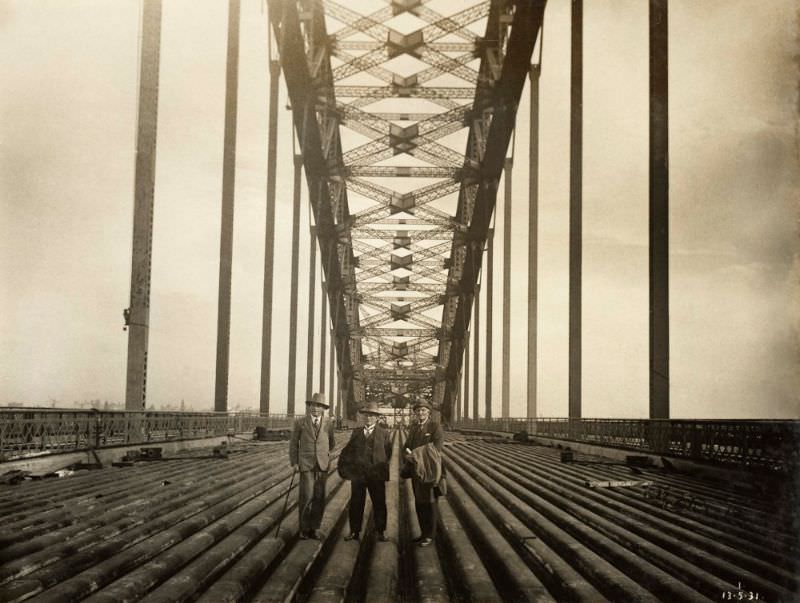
335,85,476,101
275,0,545,416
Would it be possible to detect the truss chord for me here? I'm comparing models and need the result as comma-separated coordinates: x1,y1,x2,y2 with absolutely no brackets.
271,0,362,411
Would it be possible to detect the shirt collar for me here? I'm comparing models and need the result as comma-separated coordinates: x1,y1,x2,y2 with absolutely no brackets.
364,423,375,435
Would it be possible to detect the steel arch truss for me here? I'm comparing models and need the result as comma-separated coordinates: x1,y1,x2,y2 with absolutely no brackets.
270,0,545,419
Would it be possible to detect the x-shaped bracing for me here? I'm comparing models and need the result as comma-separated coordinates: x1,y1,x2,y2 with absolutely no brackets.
271,0,545,417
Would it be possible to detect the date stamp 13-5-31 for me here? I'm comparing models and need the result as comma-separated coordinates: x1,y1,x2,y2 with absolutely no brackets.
721,582,761,601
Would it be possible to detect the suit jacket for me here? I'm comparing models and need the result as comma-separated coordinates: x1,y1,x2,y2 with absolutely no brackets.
341,424,392,482
290,414,336,471
405,419,443,454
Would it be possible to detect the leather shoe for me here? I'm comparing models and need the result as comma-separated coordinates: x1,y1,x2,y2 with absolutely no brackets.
418,537,433,547
344,532,359,541
298,531,309,540
375,531,388,542
309,530,324,540
411,536,423,543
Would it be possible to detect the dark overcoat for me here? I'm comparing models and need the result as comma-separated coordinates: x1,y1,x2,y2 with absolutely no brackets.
404,419,444,502
340,423,392,482
405,418,443,454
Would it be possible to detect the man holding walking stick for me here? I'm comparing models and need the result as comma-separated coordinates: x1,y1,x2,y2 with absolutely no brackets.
289,392,335,540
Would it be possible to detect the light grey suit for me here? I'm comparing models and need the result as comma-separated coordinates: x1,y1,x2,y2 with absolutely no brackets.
290,415,335,471
289,415,335,532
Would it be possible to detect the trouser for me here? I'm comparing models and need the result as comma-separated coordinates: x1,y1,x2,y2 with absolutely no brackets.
414,501,437,539
412,478,437,539
348,477,387,533
298,469,326,531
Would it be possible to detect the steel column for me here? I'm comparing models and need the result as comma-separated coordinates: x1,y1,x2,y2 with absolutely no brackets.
455,379,462,421
319,280,327,395
125,0,162,410
501,158,512,419
528,64,541,419
305,227,317,400
473,286,480,419
485,229,494,419
336,369,342,419
259,57,281,414
569,0,583,419
464,333,470,419
286,154,303,414
213,0,241,413
329,325,335,413
650,0,670,419
337,380,342,420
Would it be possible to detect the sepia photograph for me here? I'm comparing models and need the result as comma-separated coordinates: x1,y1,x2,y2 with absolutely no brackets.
1,0,798,601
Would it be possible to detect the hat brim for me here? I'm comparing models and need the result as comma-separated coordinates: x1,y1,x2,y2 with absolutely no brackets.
306,400,330,408
359,409,381,415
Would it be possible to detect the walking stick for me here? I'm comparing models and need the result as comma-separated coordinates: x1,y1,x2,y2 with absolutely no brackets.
274,467,297,538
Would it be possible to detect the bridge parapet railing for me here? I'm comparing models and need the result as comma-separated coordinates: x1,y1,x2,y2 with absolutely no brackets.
0,408,295,462
451,417,800,473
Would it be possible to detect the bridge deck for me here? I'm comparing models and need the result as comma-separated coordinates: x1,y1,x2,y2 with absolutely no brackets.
0,432,796,602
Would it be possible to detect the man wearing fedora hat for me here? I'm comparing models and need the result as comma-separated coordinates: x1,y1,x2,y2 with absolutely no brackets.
403,397,443,547
289,392,336,540
340,401,393,542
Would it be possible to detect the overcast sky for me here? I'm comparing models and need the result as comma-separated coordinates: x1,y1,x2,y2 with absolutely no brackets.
1,0,798,418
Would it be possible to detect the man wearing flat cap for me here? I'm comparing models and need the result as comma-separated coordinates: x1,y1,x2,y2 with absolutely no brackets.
403,397,443,547
340,401,393,542
289,392,336,540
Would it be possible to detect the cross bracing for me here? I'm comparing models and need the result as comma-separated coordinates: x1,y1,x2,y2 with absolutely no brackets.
269,0,545,419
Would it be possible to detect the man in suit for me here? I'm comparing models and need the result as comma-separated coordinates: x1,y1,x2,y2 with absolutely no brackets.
342,401,393,542
289,392,336,540
403,397,444,547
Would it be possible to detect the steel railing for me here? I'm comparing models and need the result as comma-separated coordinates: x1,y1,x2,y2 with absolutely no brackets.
5,409,797,473
451,417,800,473
0,408,296,462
